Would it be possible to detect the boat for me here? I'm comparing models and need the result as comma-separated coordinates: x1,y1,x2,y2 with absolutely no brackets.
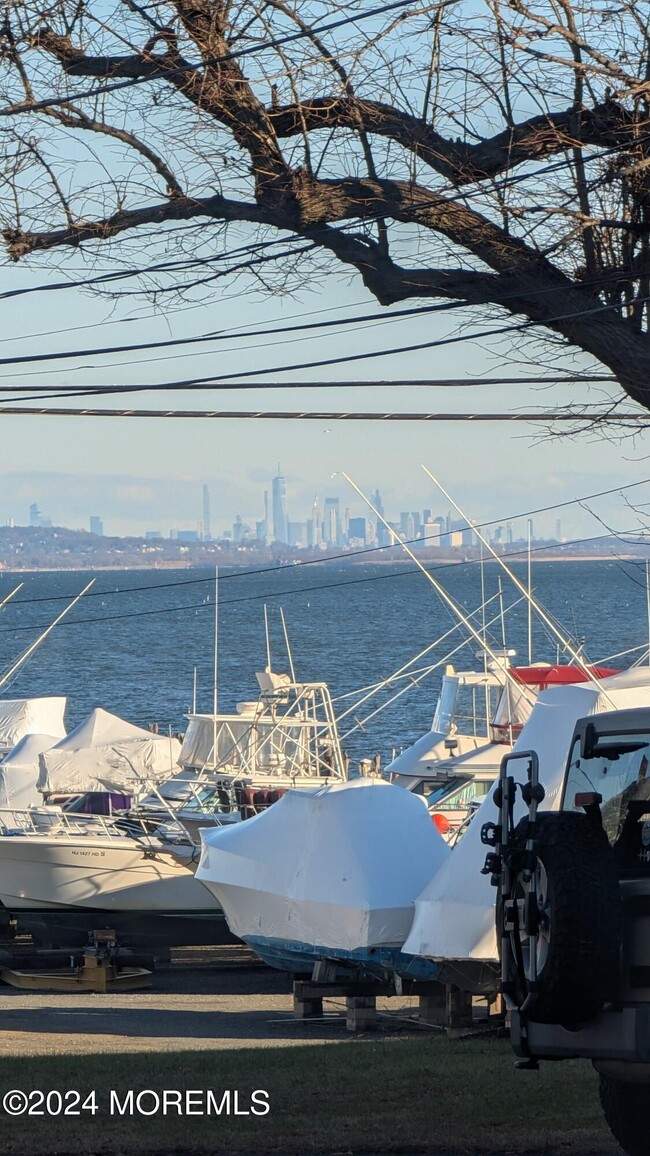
178,669,347,799
401,666,650,994
389,663,620,837
0,733,62,809
0,804,231,950
196,777,450,980
0,697,66,758
38,707,182,803
0,673,348,949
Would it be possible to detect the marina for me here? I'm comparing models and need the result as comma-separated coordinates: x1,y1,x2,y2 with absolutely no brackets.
0,546,642,1156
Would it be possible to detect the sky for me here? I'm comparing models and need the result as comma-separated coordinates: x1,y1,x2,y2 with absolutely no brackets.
1,252,649,543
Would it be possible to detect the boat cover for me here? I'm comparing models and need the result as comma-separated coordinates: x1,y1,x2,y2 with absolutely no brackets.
0,697,66,751
0,733,61,809
37,707,181,794
403,667,650,964
196,777,450,952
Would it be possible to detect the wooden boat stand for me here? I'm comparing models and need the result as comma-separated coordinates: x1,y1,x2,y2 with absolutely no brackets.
293,966,504,1034
0,930,152,993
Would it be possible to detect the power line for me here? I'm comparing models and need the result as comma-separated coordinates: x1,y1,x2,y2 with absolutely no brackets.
2,286,646,406
0,406,637,421
0,377,615,395
0,261,639,374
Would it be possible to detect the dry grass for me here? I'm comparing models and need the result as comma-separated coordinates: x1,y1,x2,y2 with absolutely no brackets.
0,1036,617,1154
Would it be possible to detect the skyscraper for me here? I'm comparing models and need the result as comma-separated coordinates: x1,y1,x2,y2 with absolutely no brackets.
89,516,104,536
29,503,41,528
371,489,388,547
272,468,288,543
323,497,340,546
202,484,211,540
308,498,322,547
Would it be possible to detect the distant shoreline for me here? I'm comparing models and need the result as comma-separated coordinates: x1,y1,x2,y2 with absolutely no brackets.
0,554,643,573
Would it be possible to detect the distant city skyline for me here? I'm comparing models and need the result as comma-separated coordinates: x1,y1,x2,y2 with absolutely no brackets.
15,470,568,549
0,450,647,549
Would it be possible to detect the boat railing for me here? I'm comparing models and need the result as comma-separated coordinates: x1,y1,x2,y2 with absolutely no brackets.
181,679,347,782
0,806,143,841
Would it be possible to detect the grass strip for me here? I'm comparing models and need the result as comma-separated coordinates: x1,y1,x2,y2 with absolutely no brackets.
0,1036,616,1154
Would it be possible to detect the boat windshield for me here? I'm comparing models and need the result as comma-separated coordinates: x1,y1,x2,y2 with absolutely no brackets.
564,731,650,852
490,683,534,743
177,785,235,815
431,678,501,739
426,775,492,809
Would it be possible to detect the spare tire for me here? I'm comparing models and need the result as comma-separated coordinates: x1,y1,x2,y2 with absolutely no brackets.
499,811,620,1025
599,1075,650,1156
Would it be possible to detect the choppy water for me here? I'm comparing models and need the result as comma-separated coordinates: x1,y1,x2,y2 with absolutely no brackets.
0,559,646,762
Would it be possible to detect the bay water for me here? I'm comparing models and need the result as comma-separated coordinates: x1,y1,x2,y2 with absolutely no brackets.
0,559,645,763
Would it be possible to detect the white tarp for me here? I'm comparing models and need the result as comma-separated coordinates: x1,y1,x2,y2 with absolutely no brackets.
403,668,650,964
197,777,450,951
0,733,61,809
37,707,181,795
0,697,66,752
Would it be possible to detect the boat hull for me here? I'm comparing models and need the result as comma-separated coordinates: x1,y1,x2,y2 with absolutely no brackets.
245,934,440,982
0,834,236,949
0,835,213,911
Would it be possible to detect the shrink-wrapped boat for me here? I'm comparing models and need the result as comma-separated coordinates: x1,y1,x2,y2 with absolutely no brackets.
403,668,650,993
197,777,450,978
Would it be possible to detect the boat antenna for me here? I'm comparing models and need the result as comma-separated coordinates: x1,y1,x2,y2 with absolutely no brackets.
498,577,515,748
646,559,650,668
479,544,487,660
280,607,297,684
213,565,219,717
210,565,219,773
337,590,502,723
421,465,617,706
192,667,197,715
527,518,533,665
0,578,95,690
341,473,534,705
340,593,528,740
263,603,272,671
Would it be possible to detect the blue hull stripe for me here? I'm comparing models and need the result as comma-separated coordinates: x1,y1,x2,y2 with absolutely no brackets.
245,934,440,981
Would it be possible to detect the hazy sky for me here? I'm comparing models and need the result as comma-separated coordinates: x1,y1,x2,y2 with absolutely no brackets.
1,252,648,542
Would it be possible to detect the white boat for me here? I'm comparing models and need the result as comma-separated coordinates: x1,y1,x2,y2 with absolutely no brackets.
38,707,182,799
402,667,650,992
0,733,61,809
0,697,66,757
179,669,347,798
0,676,347,948
196,777,450,979
389,662,620,837
0,806,229,949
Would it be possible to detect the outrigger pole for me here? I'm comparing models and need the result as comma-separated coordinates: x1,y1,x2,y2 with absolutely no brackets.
0,584,24,613
421,466,617,707
0,578,95,690
341,473,535,707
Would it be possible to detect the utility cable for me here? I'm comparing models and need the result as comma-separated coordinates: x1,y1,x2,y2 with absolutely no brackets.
4,286,646,406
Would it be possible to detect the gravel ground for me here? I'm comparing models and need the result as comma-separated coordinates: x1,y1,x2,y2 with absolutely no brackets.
0,944,427,1055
